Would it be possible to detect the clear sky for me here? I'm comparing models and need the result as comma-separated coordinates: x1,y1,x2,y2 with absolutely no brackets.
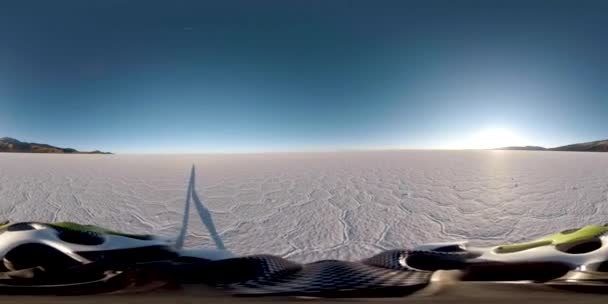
1,0,606,153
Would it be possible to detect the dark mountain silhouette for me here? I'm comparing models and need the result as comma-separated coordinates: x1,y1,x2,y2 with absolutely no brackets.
497,139,608,152
497,146,547,151
550,139,608,152
0,137,111,154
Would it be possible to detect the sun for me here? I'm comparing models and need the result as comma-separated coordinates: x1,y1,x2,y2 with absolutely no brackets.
464,128,527,150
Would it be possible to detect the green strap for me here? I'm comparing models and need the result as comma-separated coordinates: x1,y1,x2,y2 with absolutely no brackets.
495,225,608,253
49,222,153,240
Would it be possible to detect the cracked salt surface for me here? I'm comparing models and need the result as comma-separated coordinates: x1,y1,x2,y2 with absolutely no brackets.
0,150,607,262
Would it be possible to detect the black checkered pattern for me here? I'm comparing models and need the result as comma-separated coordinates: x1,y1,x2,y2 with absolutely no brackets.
228,260,431,296
202,249,460,296
364,249,473,271
363,249,411,269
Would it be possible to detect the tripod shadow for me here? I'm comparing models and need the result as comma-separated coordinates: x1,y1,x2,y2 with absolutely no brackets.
176,166,226,250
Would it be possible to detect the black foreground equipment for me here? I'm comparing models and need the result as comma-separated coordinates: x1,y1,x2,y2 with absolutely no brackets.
0,247,608,296
2,218,608,297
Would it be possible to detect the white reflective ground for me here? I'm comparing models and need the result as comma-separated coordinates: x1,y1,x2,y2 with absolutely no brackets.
0,150,607,262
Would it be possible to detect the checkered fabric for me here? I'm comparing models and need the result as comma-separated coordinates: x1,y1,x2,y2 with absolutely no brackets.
364,249,472,271
205,250,456,296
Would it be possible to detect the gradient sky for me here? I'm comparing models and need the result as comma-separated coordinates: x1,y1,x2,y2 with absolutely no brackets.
1,0,606,153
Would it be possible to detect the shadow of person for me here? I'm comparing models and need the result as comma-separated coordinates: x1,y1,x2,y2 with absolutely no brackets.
175,165,226,251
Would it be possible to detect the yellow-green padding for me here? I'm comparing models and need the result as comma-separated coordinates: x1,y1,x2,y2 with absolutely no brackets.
495,225,608,253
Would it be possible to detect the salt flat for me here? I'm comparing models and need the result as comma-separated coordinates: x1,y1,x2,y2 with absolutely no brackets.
0,151,607,263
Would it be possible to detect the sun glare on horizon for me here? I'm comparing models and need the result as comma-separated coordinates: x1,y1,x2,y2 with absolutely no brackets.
462,128,528,150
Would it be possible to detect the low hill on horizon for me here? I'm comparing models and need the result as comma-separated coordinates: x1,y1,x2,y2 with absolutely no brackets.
496,146,547,151
0,137,111,154
498,139,608,152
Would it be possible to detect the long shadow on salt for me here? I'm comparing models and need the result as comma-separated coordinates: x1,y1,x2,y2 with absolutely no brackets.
176,166,226,250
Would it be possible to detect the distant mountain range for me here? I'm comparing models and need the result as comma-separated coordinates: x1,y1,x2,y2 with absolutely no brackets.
497,139,608,152
0,137,111,154
2,136,606,154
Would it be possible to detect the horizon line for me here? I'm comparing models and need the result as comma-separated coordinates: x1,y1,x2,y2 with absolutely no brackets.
103,147,517,155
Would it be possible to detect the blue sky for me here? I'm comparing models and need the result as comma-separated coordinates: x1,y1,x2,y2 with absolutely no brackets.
1,0,606,153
